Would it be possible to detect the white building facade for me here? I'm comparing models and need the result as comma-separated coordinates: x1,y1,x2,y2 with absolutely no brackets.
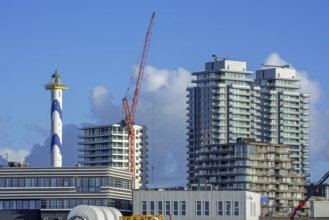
133,189,261,220
78,124,148,189
0,166,132,220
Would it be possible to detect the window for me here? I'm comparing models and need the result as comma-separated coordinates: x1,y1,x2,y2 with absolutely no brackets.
142,201,147,215
158,201,163,214
234,201,239,216
217,201,223,216
17,200,22,209
10,200,16,209
165,201,170,216
23,200,29,210
225,201,231,216
173,201,178,216
204,201,209,216
196,201,202,216
36,200,41,209
150,201,155,215
29,200,36,209
4,201,10,210
181,201,186,216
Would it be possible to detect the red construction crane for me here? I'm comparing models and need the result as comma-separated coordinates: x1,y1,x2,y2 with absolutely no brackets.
290,170,329,219
122,12,155,190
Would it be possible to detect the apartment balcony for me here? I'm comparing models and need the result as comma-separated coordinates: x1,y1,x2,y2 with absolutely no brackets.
212,109,226,113
78,152,113,158
282,116,300,121
196,147,234,154
229,105,251,110
301,99,310,104
228,90,250,95
195,162,249,169
229,110,250,115
280,129,300,133
280,97,300,102
230,123,250,128
229,116,251,122
212,96,226,101
279,110,300,115
301,105,310,110
300,141,310,145
78,146,117,151
228,97,251,102
268,83,301,89
196,170,249,177
212,116,226,120
251,112,261,118
195,155,236,162
280,123,300,127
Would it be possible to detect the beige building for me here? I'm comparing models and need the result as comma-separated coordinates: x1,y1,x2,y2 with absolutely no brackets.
195,138,305,216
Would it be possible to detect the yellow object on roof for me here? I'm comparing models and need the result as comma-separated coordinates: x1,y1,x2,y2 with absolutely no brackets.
120,214,164,220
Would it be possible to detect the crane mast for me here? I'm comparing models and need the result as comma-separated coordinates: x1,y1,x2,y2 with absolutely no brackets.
123,12,155,190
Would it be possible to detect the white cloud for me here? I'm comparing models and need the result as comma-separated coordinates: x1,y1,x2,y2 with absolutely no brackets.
298,71,321,104
0,148,30,163
91,86,110,107
89,65,193,186
90,86,121,124
143,66,169,92
136,66,193,186
263,52,287,67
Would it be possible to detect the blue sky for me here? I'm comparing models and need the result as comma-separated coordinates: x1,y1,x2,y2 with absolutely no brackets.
0,1,328,185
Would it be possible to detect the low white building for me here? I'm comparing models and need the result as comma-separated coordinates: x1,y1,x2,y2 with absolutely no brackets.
133,189,261,220
310,200,329,218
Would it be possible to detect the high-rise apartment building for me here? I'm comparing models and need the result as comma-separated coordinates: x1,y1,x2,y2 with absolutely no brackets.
255,67,310,175
78,124,148,189
187,58,262,184
187,57,310,215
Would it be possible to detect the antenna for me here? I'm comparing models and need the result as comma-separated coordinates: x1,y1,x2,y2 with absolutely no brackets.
261,64,290,68
4,152,8,163
212,54,220,62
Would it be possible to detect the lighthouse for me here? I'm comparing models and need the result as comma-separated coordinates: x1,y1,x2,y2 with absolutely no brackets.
45,71,68,167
